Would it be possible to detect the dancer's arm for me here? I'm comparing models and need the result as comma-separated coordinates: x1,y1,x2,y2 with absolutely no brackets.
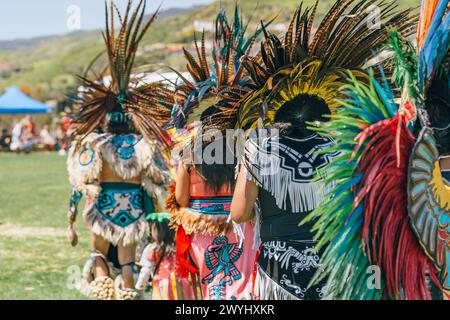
175,162,191,207
68,188,83,224
230,164,259,223
67,188,82,247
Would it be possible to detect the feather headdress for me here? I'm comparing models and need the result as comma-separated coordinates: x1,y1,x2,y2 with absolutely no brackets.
302,0,449,300
302,70,440,300
169,4,269,132
239,0,418,129
72,0,173,145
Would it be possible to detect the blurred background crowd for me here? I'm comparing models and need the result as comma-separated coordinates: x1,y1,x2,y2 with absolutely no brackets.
0,114,72,154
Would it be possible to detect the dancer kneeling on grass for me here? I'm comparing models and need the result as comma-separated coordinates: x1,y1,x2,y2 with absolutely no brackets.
66,1,172,300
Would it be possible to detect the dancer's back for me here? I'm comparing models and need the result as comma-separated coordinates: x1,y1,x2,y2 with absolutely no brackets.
100,161,141,184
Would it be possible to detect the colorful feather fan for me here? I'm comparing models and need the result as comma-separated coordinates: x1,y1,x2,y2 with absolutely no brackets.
238,0,418,130
72,0,173,145
302,70,439,300
302,0,449,300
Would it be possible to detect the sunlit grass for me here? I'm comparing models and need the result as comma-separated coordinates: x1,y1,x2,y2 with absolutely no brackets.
0,152,89,299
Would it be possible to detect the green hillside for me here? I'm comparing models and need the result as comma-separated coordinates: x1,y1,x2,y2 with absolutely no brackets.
0,0,420,102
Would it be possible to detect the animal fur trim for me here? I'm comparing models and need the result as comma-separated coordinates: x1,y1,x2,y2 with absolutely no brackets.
69,133,173,205
142,142,173,211
69,133,172,185
84,205,149,247
101,135,170,181
67,133,103,194
143,141,173,185
143,176,170,212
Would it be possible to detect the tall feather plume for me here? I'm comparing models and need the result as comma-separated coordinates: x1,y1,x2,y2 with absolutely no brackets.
417,0,440,50
384,29,419,115
72,0,172,147
170,3,267,132
418,0,450,92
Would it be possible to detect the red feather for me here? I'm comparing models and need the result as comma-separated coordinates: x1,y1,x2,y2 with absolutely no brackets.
353,113,439,299
175,226,199,277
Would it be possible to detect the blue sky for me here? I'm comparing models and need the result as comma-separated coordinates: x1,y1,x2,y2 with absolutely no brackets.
0,0,214,41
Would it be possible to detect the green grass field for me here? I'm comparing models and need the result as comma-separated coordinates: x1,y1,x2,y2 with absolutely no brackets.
0,152,89,299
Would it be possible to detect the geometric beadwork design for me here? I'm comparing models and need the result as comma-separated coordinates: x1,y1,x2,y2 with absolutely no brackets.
129,193,144,210
109,134,142,160
95,187,145,228
111,210,137,228
97,192,116,211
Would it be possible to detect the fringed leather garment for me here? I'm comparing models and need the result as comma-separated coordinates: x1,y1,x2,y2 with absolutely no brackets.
245,132,338,300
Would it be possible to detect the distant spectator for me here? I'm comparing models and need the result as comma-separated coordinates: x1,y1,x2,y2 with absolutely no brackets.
62,115,72,132
0,128,11,151
40,125,56,152
10,120,23,152
10,119,36,154
23,115,37,136
57,115,73,155
20,124,36,154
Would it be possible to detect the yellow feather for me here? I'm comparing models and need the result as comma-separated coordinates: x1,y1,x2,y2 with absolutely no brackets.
264,60,344,125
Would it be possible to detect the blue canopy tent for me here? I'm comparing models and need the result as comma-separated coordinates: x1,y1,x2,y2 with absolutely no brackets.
0,86,53,114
